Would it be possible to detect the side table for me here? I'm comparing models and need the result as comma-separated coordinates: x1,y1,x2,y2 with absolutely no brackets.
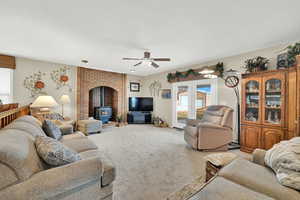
205,161,222,182
204,152,237,182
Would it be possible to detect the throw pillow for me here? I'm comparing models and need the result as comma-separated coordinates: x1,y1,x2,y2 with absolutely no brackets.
35,136,81,166
42,119,62,140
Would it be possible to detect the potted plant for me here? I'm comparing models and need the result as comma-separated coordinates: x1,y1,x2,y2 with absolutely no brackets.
286,42,300,67
116,115,123,127
153,116,160,126
244,56,269,73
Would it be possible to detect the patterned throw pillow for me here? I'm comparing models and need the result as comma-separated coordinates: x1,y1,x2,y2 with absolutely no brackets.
35,136,81,166
42,119,62,140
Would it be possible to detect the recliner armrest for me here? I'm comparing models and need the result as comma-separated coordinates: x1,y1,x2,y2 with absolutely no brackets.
198,123,232,131
186,119,201,127
0,157,103,199
252,148,266,166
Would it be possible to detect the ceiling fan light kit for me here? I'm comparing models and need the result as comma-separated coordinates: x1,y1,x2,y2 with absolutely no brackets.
123,51,171,69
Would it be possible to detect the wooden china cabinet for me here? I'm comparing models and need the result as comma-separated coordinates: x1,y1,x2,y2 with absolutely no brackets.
240,56,300,153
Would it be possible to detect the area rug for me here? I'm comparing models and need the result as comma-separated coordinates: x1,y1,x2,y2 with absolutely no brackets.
88,125,249,200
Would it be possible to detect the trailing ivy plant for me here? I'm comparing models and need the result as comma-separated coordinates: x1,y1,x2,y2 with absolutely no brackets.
215,62,224,77
175,71,184,79
185,69,198,77
286,42,300,67
167,73,175,82
244,56,269,73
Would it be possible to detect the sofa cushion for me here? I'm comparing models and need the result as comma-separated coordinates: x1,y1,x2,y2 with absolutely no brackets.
0,163,18,190
188,177,274,200
14,115,42,128
42,120,62,140
35,136,81,166
0,130,45,181
61,138,98,153
79,149,116,186
219,158,300,200
60,132,86,141
4,121,46,139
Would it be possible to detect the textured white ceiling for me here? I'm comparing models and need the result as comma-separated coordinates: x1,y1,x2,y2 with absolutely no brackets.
0,0,300,76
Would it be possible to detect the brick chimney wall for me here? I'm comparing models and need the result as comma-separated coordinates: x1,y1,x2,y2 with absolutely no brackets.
77,67,127,120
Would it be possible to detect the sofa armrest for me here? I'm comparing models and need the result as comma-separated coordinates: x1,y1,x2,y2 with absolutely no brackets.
0,157,103,200
101,156,116,187
60,124,74,135
252,148,266,166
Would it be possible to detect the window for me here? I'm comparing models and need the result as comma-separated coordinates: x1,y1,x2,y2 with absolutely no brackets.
0,68,13,104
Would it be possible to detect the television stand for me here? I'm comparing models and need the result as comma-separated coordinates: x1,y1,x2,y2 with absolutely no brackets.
127,111,152,124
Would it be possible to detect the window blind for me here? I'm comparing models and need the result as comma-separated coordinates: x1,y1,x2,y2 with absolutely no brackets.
0,54,16,69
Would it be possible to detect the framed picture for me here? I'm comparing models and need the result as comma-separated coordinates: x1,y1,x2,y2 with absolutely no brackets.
161,89,171,99
130,82,140,92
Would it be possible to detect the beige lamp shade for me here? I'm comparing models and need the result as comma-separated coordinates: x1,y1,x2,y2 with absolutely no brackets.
30,96,58,108
60,95,71,104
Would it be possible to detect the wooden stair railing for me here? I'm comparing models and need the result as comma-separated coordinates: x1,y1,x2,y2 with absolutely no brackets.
0,105,30,128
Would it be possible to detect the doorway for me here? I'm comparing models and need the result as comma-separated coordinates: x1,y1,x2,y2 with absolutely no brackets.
172,79,218,128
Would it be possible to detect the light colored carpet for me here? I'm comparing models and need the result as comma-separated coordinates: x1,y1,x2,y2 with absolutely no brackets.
88,125,249,200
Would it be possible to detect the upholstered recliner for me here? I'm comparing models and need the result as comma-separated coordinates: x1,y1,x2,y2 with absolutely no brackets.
184,105,233,151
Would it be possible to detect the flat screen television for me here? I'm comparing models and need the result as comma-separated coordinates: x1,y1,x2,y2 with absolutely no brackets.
129,97,153,112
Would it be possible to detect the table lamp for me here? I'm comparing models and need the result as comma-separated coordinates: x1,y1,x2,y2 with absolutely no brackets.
60,94,70,117
30,96,58,113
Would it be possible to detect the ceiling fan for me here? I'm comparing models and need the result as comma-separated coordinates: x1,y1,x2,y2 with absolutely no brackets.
123,51,171,68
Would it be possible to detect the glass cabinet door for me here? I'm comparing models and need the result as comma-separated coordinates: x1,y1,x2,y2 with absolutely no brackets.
244,80,260,123
263,78,284,125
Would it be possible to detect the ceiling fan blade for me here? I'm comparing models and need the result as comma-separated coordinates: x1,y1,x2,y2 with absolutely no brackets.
123,58,141,60
153,58,171,61
134,61,143,66
151,62,159,68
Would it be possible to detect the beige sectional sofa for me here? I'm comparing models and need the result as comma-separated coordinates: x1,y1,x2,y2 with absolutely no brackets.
188,149,300,200
0,115,115,200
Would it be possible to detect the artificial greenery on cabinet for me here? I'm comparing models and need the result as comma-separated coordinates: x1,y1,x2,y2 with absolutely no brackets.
244,56,269,73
